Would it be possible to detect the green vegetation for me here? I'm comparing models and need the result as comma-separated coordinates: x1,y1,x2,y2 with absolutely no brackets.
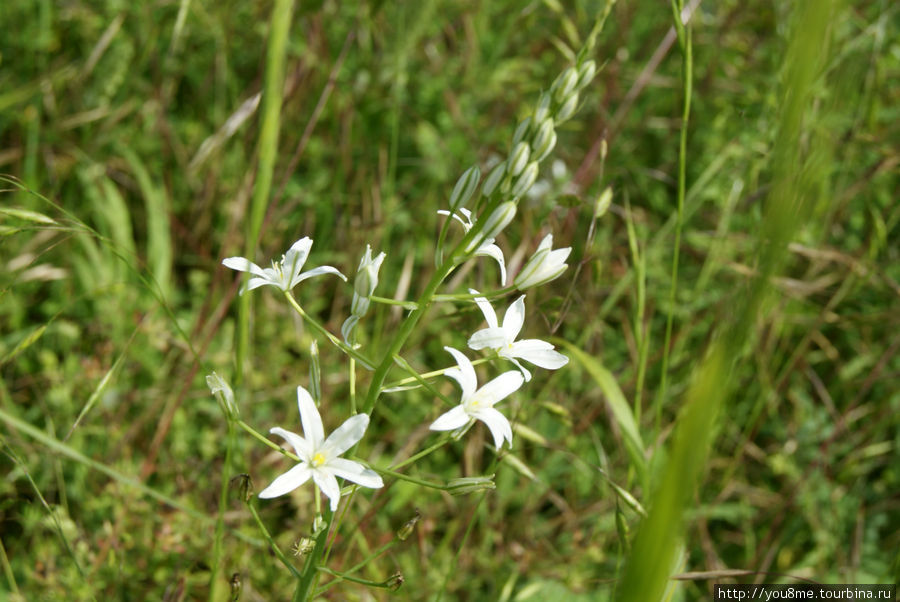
1,1,897,600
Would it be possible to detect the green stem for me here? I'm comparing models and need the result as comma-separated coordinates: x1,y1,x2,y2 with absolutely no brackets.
369,295,418,309
390,436,453,471
284,292,375,370
237,419,300,461
382,356,493,390
314,541,396,595
208,420,236,600
247,501,301,578
235,0,296,387
657,0,693,432
372,465,446,490
0,536,17,595
316,566,394,589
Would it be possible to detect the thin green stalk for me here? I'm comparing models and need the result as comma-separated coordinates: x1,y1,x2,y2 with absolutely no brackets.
373,466,446,490
284,292,375,370
369,295,418,309
390,436,452,471
316,566,395,589
237,419,299,461
657,0,693,431
314,541,396,595
235,0,296,387
0,536,16,595
349,357,357,415
382,356,492,390
208,420,237,601
247,501,301,578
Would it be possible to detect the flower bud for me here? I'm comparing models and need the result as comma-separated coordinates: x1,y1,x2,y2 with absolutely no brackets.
465,202,516,253
555,91,579,122
594,186,613,218
510,161,539,197
353,245,386,301
511,117,532,146
447,475,496,496
552,66,579,103
531,117,555,156
481,162,506,197
309,340,321,403
577,59,597,89
533,92,552,124
507,142,530,177
514,234,572,290
449,165,480,211
207,372,239,420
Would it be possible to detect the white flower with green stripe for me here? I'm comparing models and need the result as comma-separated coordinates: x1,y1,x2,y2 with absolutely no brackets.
259,386,383,511
467,291,568,382
429,346,524,449
223,237,346,294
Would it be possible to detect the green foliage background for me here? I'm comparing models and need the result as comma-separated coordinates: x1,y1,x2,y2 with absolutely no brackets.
1,0,897,600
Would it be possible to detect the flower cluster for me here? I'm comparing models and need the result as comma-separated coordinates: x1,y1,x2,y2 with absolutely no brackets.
213,56,597,557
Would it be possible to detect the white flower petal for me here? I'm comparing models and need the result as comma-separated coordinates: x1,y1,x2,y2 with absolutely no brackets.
472,407,513,449
443,346,477,400
327,458,384,489
244,276,277,292
467,327,508,351
322,413,369,458
508,357,532,382
502,295,526,341
258,464,311,499
312,470,342,512
475,244,507,286
269,426,312,462
509,339,569,369
471,370,524,406
222,256,268,278
429,405,470,432
296,386,325,446
469,290,499,329
282,237,313,279
293,265,347,287
341,314,360,343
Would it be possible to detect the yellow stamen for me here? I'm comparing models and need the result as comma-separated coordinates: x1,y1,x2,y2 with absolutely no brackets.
312,452,326,467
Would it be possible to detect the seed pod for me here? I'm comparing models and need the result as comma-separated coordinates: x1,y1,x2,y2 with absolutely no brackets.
507,142,531,177
595,187,613,218
449,165,480,211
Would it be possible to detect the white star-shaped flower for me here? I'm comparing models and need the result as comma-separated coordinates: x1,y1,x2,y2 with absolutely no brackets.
429,346,524,449
466,291,568,382
259,386,383,511
223,237,346,294
437,208,507,285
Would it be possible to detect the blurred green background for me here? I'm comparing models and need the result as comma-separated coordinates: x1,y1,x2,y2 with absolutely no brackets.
1,0,897,600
